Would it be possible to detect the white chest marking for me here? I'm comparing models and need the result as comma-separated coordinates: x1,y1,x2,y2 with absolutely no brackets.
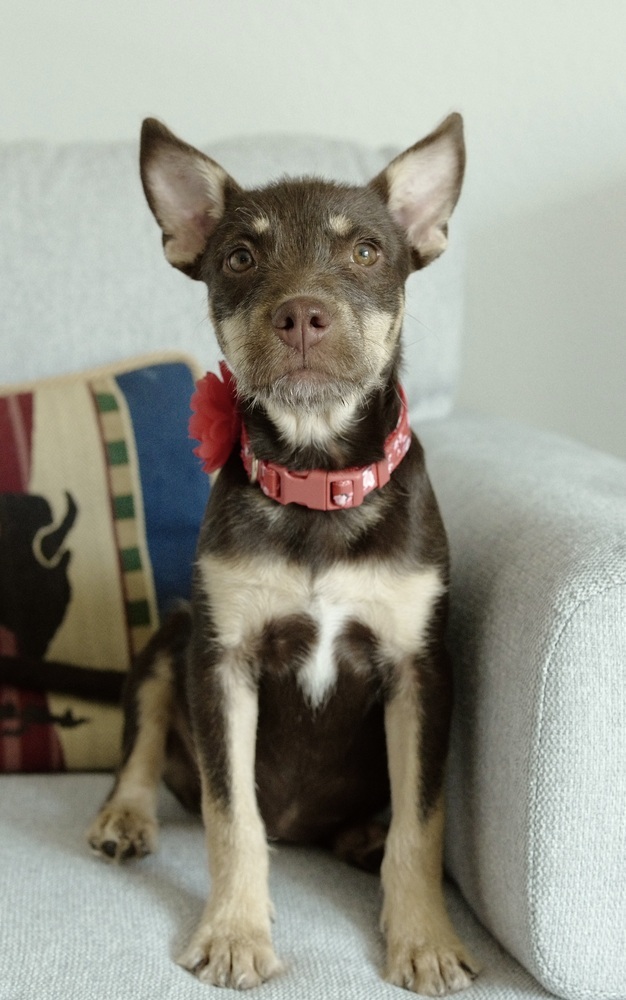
264,396,360,451
297,601,345,708
198,555,446,704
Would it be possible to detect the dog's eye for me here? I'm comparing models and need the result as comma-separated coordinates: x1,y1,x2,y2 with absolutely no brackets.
226,248,255,273
353,242,379,267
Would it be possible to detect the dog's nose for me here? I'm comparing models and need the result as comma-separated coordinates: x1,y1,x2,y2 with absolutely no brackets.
271,297,332,354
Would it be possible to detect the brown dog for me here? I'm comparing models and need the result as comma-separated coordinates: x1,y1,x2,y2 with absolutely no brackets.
87,114,478,995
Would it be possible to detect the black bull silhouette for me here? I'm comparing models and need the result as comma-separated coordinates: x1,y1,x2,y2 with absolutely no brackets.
0,492,78,658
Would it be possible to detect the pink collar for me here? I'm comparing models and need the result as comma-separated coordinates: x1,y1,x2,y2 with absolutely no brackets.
241,388,411,510
189,364,411,511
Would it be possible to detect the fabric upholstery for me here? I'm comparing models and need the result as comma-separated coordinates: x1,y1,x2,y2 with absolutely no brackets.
419,414,626,1000
0,136,464,420
0,773,556,1000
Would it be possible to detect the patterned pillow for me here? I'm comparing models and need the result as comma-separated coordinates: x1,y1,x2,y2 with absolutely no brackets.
0,353,208,772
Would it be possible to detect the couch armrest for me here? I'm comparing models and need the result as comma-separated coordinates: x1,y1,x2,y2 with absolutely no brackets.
418,414,626,1000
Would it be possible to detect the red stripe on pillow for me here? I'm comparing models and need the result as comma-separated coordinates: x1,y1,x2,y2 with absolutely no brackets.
0,686,65,772
0,393,34,492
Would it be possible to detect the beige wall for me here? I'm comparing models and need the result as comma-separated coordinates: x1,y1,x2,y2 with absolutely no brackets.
2,0,625,458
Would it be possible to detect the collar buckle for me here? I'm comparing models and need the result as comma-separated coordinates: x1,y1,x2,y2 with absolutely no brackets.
241,385,410,511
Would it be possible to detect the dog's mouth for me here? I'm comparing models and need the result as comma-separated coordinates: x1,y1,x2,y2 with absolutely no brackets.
233,334,384,411
279,365,329,383
259,368,361,409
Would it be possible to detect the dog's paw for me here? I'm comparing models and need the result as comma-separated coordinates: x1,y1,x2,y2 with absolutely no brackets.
385,939,479,996
87,803,158,863
178,925,282,989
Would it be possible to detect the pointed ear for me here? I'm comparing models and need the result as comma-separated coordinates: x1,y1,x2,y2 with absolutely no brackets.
140,118,239,278
371,113,465,269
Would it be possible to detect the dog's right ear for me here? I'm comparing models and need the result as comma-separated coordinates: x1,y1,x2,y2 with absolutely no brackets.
140,119,239,278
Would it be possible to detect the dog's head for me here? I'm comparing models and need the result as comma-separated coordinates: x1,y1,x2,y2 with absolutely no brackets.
140,117,464,412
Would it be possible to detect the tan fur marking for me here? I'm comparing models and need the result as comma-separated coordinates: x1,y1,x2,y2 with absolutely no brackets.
200,554,445,708
381,667,478,993
251,214,270,234
87,653,173,859
328,212,352,236
117,653,172,802
316,562,445,662
199,554,309,649
361,308,397,355
200,554,443,661
178,656,280,987
201,663,269,917
218,312,257,379
386,295,405,343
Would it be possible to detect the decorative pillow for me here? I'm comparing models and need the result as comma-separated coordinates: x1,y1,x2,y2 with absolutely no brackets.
0,353,209,772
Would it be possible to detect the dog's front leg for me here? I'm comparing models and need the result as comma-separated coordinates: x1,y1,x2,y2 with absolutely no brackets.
381,655,478,996
179,645,281,989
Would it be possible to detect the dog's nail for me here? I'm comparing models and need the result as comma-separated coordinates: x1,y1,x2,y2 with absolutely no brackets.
460,960,479,979
101,840,117,858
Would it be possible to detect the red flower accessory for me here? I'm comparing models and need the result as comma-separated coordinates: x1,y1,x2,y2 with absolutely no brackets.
189,362,241,474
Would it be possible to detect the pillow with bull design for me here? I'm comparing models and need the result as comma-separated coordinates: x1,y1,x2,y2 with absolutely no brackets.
0,354,208,772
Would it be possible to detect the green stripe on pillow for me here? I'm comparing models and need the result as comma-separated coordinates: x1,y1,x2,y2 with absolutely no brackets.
121,547,142,572
95,393,119,413
113,495,135,519
107,440,129,466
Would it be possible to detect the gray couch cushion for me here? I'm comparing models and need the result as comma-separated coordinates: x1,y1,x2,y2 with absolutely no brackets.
420,414,626,1000
1,773,558,999
0,136,463,420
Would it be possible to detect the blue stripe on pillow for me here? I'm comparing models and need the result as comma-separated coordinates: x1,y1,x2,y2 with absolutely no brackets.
116,363,208,616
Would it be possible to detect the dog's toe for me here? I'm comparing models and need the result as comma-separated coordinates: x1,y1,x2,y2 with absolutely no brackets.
386,940,479,996
87,802,158,863
179,925,282,989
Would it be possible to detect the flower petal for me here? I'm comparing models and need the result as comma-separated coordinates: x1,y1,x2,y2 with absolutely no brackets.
189,364,241,473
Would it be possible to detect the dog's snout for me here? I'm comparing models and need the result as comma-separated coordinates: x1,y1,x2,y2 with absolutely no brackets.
271,297,332,353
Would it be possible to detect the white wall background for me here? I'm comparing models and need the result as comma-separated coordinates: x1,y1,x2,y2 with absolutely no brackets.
2,0,625,458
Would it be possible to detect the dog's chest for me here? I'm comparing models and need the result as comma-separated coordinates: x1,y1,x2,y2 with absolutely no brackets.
199,553,445,704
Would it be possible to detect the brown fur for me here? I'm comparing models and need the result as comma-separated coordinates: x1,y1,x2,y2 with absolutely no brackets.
87,114,479,995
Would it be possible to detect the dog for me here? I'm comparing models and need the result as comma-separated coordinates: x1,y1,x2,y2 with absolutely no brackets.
87,114,478,996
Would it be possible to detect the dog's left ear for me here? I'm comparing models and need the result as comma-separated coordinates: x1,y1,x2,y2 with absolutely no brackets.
371,113,465,269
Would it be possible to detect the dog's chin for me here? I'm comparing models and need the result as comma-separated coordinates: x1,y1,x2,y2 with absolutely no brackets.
255,369,362,411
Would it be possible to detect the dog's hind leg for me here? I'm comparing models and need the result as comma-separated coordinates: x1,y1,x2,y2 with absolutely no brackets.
87,607,191,862
331,819,389,873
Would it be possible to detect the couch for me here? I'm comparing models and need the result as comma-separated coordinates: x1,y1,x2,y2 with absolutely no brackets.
1,132,624,1000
